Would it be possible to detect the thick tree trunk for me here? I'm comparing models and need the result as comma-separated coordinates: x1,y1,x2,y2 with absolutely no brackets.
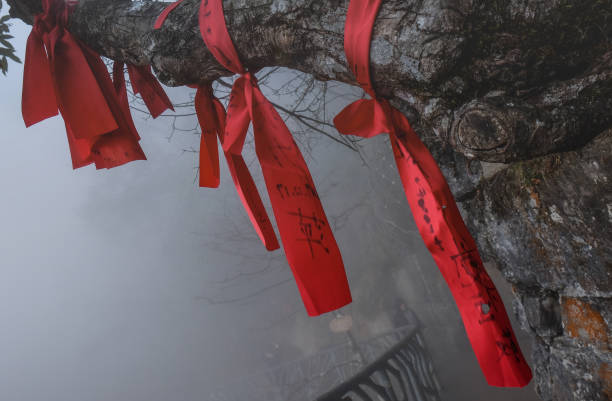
8,1,612,399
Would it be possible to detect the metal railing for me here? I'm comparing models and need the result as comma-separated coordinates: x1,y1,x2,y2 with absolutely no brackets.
207,324,441,401
317,331,441,401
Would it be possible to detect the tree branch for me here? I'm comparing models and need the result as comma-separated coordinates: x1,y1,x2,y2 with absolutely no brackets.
7,0,611,163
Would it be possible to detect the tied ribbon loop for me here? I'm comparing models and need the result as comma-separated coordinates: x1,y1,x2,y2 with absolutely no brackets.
194,84,279,251
199,0,352,316
157,0,352,315
22,0,146,169
336,0,532,387
155,0,353,315
155,2,278,252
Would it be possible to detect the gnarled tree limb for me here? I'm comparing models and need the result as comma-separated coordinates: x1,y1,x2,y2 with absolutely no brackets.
7,0,612,163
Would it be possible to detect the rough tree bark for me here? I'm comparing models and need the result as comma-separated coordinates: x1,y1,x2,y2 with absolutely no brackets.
7,0,612,400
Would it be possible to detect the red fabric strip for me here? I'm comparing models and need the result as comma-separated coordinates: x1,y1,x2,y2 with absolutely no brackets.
22,20,58,127
199,0,352,315
127,64,174,118
224,153,280,251
389,107,532,387
153,0,185,30
198,0,245,75
22,0,146,170
194,85,221,188
112,62,141,142
194,84,280,251
336,0,532,387
343,0,382,97
78,44,146,169
47,25,118,140
153,0,279,251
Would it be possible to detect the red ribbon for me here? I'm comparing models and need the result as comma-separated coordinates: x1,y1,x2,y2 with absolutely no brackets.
112,61,141,144
155,0,352,316
194,84,280,251
153,0,184,30
337,0,532,387
22,0,146,169
126,64,174,118
154,1,279,252
192,84,221,189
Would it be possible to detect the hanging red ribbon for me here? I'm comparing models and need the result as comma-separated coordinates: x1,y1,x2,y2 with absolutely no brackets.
201,0,353,316
112,61,141,144
22,0,146,169
154,2,279,252
76,43,147,169
193,84,222,189
194,84,280,251
126,64,174,118
336,0,532,387
156,0,352,315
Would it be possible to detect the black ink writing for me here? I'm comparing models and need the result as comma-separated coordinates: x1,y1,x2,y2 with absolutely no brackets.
288,208,330,258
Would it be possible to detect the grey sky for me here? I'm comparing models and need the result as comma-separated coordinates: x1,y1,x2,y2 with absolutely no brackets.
0,16,290,401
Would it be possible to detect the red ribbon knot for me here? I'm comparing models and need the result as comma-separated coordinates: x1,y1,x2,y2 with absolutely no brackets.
336,0,532,387
155,0,352,316
22,0,149,169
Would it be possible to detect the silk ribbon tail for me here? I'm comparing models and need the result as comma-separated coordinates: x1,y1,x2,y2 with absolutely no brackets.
22,29,58,127
194,86,221,188
250,89,352,316
204,82,278,249
79,43,146,169
52,31,118,140
222,76,252,154
198,131,220,188
224,152,280,251
389,112,532,387
65,122,96,169
127,64,174,118
112,62,141,142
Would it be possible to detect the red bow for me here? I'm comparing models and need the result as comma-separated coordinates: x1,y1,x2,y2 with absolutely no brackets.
194,84,280,251
336,0,532,387
156,0,352,316
154,1,278,252
22,0,146,169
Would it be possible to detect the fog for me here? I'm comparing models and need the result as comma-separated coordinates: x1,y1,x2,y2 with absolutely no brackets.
1,15,538,401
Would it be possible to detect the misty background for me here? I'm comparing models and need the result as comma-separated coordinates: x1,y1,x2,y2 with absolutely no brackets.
1,12,538,401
